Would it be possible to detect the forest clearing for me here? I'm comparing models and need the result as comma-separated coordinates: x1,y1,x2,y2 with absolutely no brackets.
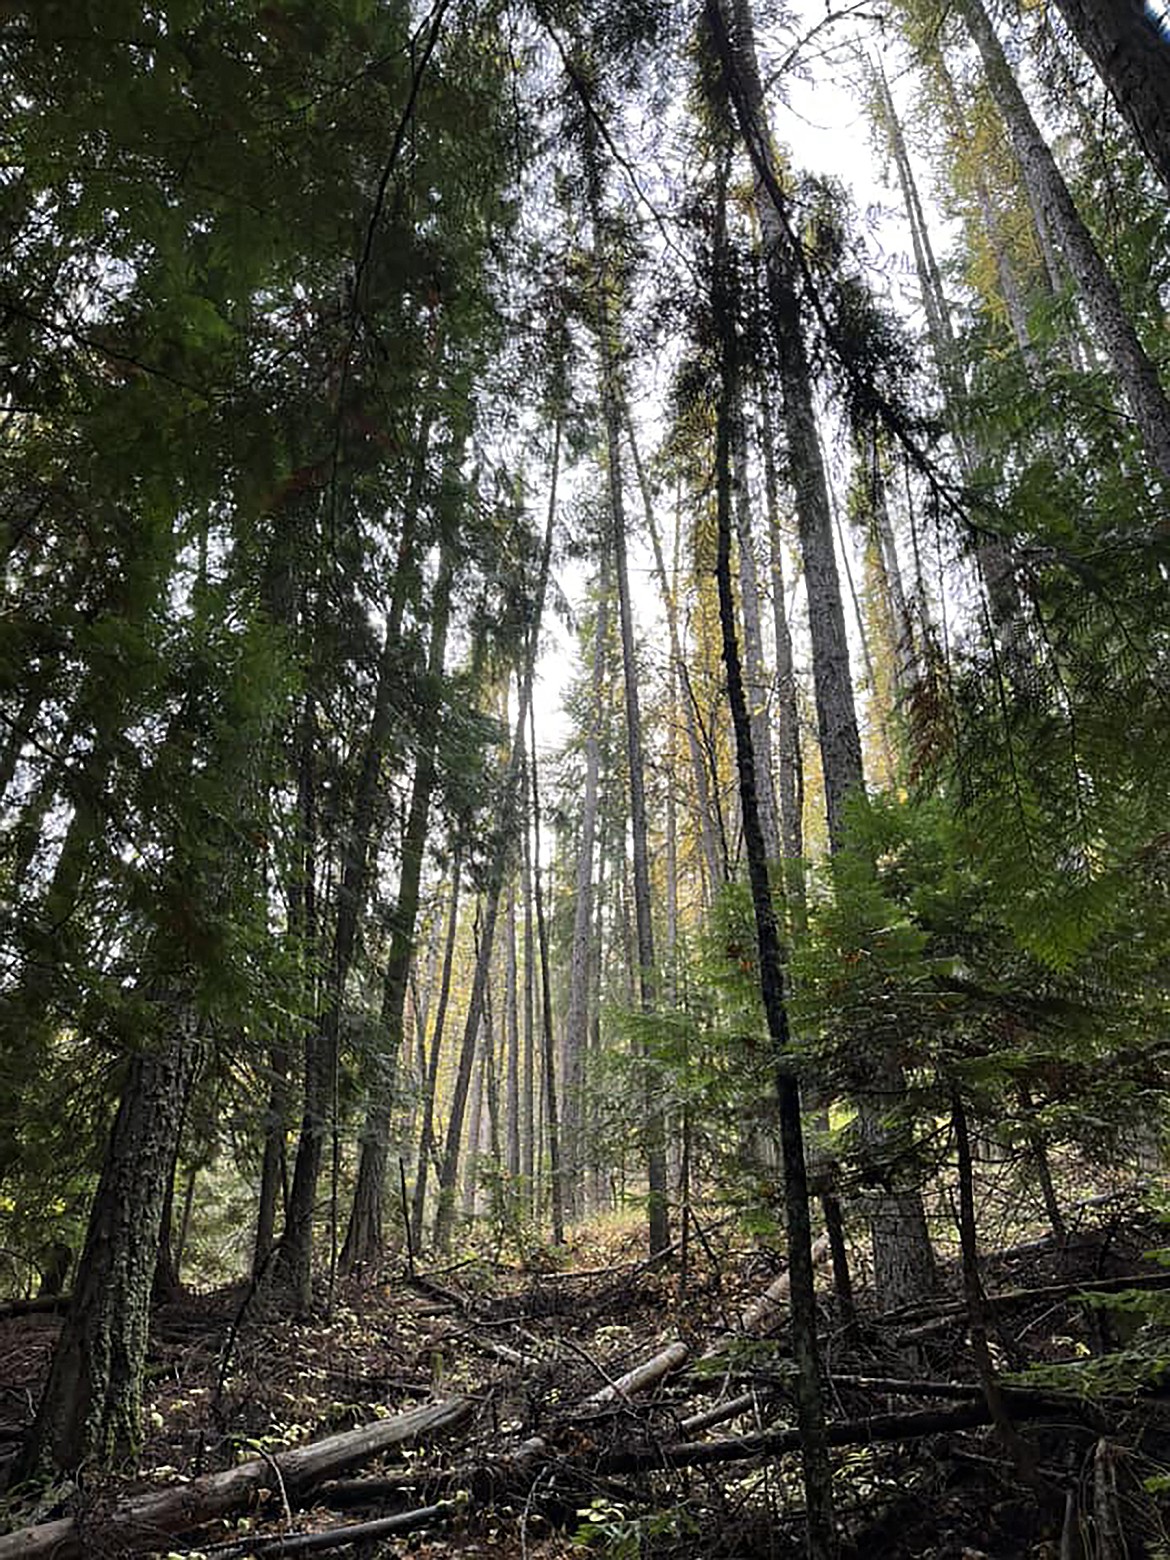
1,0,1169,1555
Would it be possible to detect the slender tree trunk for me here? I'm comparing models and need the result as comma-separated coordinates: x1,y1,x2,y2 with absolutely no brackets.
732,395,780,859
410,853,462,1250
529,728,564,1245
521,800,536,1195
624,406,723,892
707,0,937,1311
711,185,835,1558
253,1041,290,1277
759,381,806,928
831,487,896,786
432,421,559,1249
955,0,1170,488
561,555,609,1218
462,1023,487,1218
583,126,669,1258
504,884,521,1179
864,435,919,697
341,539,457,1271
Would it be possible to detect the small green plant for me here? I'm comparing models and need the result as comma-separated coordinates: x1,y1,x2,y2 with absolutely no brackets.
572,1497,698,1558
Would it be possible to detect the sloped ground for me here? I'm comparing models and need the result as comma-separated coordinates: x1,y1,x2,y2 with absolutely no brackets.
1,1183,1169,1558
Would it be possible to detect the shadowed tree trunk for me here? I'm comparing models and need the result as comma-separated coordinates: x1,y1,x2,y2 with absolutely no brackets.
1050,0,1170,195
18,1011,201,1475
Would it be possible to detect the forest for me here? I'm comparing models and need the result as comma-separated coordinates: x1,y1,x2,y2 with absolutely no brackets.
0,0,1168,1555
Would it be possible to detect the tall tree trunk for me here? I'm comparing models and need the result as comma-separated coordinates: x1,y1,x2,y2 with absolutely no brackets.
759,381,806,929
711,182,835,1558
707,0,937,1311
584,126,670,1259
955,0,1170,488
624,406,724,892
528,726,564,1245
732,394,780,860
521,804,536,1198
561,554,609,1218
462,1022,487,1218
504,884,521,1180
432,421,559,1249
253,1040,290,1277
1050,0,1170,195
341,539,457,1272
410,852,462,1250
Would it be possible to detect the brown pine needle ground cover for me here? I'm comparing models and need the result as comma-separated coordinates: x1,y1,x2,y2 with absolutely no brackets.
1,1183,1169,1559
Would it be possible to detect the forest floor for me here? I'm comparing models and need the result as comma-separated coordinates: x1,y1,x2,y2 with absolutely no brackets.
2,1177,1170,1558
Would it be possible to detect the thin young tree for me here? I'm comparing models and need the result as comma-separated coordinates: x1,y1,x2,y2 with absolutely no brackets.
710,139,835,1560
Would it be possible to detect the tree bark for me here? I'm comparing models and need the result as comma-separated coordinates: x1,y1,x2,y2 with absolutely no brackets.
18,1014,202,1474
1051,0,1170,195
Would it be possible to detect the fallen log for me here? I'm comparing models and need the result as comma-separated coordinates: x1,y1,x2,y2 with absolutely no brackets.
679,1390,771,1435
895,1271,1170,1343
699,1232,832,1360
0,1295,68,1322
596,1395,1089,1475
0,1396,474,1560
201,1498,459,1558
316,1434,548,1511
581,1340,690,1407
